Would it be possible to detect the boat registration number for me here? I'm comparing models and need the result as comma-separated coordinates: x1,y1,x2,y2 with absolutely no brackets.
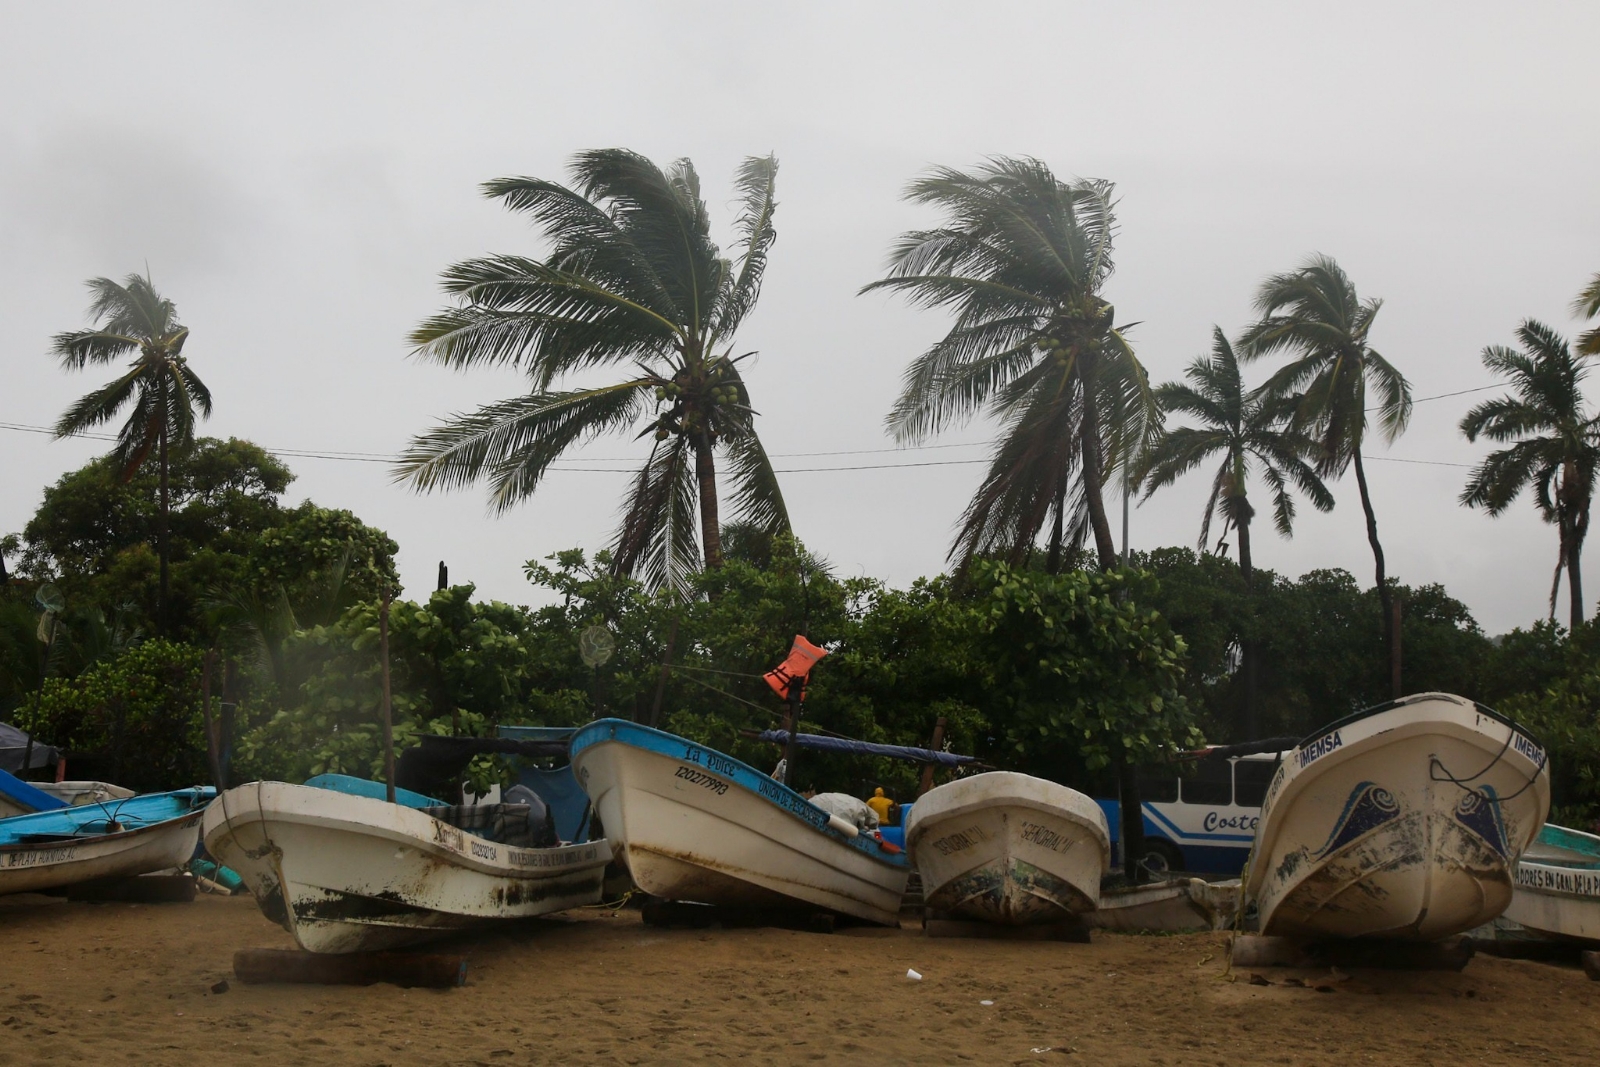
674,765,730,796
1295,730,1343,769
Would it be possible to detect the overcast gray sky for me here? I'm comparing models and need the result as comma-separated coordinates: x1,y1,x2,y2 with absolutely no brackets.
3,2,1597,634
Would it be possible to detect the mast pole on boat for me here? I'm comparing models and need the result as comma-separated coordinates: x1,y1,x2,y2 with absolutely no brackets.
917,715,948,797
380,593,396,805
780,677,802,787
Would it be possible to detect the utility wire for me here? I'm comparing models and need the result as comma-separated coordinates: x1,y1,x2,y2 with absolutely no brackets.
0,382,1510,474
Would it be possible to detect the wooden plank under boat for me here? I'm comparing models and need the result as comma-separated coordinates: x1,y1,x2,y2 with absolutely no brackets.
1502,823,1600,944
1247,693,1550,941
0,787,212,895
906,771,1108,925
569,718,910,925
201,781,612,954
1086,878,1241,933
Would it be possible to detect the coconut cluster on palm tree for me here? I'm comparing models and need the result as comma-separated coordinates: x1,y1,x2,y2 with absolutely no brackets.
1460,321,1600,629
397,150,790,598
863,157,1157,574
50,273,213,633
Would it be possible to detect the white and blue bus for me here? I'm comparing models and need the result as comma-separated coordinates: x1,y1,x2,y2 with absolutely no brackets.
1096,748,1290,876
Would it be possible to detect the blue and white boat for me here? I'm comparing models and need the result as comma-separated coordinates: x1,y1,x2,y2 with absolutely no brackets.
1503,823,1600,944
1247,693,1550,941
0,777,213,896
569,719,911,925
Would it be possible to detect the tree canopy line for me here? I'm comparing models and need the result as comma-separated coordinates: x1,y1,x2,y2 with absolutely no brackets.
3,150,1599,833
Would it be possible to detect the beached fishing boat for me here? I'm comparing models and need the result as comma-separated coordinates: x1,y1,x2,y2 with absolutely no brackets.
0,784,213,896
1502,823,1600,944
569,718,911,925
202,780,613,953
906,771,1108,924
1247,692,1550,941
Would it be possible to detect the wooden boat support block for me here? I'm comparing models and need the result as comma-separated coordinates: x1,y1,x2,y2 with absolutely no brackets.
923,919,1090,943
1582,951,1600,981
639,898,836,934
1231,934,1474,971
232,948,468,989
1464,938,1585,963
64,874,196,904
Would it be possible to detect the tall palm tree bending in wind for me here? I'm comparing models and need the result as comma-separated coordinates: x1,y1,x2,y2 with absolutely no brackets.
397,150,789,597
51,273,213,633
1460,320,1600,630
863,157,1157,575
1240,255,1411,695
1140,326,1332,734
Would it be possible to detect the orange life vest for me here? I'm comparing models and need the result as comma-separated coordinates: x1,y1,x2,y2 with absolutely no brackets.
763,634,829,698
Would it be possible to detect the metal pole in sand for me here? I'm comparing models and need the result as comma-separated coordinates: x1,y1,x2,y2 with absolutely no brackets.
380,593,396,804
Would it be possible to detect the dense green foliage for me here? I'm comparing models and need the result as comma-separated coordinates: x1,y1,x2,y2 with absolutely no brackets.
18,639,207,794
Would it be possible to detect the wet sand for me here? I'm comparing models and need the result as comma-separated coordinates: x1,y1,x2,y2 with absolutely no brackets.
0,892,1594,1065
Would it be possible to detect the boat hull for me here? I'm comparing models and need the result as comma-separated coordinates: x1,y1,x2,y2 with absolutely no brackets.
570,720,910,925
906,772,1108,924
0,790,210,895
202,782,612,954
1503,824,1600,944
1247,693,1550,941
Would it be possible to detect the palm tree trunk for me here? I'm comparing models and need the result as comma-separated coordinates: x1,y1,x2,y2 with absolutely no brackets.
1079,381,1118,571
1569,506,1588,630
1237,512,1259,739
694,439,722,570
1045,467,1068,574
158,421,170,636
1351,447,1397,697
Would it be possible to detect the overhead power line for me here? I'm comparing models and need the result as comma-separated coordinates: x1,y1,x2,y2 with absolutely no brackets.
0,381,1509,475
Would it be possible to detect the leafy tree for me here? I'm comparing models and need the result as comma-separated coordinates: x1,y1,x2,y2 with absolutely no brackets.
864,158,1157,574
1461,321,1600,629
1575,272,1600,357
20,639,208,793
1240,255,1412,692
397,150,791,595
1140,328,1333,734
233,586,543,789
15,438,293,641
50,274,213,632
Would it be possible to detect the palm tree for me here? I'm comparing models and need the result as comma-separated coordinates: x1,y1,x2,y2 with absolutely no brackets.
397,150,788,597
51,273,213,633
1239,255,1412,694
1460,320,1600,630
1140,326,1333,735
865,157,1159,880
1574,273,1600,356
1142,328,1333,582
863,157,1157,575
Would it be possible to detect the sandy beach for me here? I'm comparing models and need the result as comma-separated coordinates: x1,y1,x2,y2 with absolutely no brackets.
0,892,1593,1066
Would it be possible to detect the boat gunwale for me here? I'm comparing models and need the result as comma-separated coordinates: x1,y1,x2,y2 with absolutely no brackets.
203,781,612,880
904,774,1110,860
0,789,212,854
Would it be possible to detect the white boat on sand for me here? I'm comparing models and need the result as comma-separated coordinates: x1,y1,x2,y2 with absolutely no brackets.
0,784,212,896
202,781,612,954
1247,693,1549,941
906,771,1107,925
569,718,911,925
1503,823,1600,944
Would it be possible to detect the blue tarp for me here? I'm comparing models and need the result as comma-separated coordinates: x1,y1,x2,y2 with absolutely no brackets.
757,730,976,767
0,768,67,814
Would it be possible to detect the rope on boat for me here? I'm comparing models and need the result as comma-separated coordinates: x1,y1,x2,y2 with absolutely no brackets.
1428,723,1547,804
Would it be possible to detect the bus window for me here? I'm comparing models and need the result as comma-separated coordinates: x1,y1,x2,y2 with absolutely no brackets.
1180,757,1233,806
1233,759,1278,807
1137,769,1179,804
